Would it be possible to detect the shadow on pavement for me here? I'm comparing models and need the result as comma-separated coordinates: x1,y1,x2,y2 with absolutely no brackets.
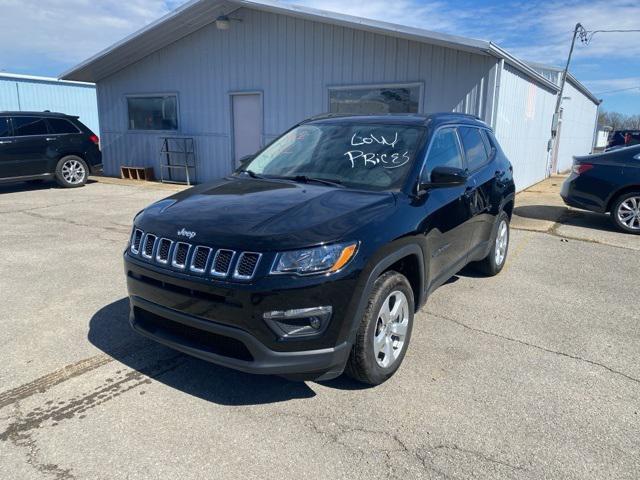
0,178,97,194
514,205,619,234
88,298,319,405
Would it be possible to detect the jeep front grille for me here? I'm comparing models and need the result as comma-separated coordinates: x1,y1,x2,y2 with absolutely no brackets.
130,230,261,280
155,238,172,264
211,249,235,278
172,242,191,269
142,234,157,259
190,246,212,273
130,229,143,254
234,252,262,280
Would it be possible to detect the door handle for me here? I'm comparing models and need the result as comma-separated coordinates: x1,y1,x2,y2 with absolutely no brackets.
46,137,56,142
0,140,13,145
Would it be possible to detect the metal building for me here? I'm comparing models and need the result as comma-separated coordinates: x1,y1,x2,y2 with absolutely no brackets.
528,62,601,174
61,0,598,191
0,72,99,134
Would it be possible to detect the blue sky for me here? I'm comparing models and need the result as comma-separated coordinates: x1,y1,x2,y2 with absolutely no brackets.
0,0,638,114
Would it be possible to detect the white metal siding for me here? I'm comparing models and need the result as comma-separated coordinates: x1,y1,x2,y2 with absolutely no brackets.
0,79,21,111
494,64,557,191
555,81,598,172
0,78,99,134
96,7,497,181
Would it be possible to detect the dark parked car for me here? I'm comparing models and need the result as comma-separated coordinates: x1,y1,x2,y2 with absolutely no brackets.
607,130,640,150
561,145,640,234
124,113,515,385
0,111,102,187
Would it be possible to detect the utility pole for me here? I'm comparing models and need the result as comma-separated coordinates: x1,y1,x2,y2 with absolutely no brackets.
550,23,584,173
554,23,583,121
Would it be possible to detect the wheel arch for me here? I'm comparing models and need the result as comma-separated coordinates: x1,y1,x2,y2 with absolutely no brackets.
57,152,87,163
606,185,640,212
347,244,426,344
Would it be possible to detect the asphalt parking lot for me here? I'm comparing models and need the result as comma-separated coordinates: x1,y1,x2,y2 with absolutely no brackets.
1,178,638,480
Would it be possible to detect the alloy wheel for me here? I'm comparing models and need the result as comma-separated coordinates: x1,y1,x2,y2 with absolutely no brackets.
373,290,409,368
495,219,509,266
617,196,640,231
61,159,86,184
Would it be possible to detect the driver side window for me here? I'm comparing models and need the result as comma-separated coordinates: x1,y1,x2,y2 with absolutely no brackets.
421,128,464,182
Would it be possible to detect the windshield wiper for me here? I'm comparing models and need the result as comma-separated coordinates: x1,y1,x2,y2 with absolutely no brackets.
282,175,345,188
237,169,263,179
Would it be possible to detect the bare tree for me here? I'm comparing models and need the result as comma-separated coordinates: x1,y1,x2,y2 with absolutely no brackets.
599,110,640,130
627,115,640,130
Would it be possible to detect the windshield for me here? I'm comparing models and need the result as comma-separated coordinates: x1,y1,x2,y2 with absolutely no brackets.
242,123,426,191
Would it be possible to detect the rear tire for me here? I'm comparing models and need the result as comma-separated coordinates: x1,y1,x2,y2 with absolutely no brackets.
474,211,510,276
611,192,640,235
344,271,414,385
55,155,88,188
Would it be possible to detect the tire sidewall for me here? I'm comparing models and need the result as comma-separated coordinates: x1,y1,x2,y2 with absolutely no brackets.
55,155,88,188
612,193,640,235
359,272,415,384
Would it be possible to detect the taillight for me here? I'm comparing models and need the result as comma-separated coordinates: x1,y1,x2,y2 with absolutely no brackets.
572,163,593,175
89,134,99,146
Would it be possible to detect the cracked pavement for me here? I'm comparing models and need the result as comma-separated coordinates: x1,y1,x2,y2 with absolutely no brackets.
0,179,639,479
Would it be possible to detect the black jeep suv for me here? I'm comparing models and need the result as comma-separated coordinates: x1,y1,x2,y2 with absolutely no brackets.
0,111,102,187
124,113,515,385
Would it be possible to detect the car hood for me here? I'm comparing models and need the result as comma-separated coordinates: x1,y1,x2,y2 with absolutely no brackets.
137,177,396,251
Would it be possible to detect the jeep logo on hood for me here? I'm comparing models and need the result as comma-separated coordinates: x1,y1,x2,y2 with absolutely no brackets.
177,228,196,239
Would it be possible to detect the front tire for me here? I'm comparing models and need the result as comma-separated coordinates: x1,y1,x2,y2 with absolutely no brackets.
55,155,88,188
611,192,640,234
345,271,414,385
475,211,510,276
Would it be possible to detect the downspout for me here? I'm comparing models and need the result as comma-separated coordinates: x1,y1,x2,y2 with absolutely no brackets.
490,59,504,131
591,100,601,152
15,82,21,110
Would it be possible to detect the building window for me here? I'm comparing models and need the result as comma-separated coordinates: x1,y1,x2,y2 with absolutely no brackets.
127,95,178,131
329,84,421,114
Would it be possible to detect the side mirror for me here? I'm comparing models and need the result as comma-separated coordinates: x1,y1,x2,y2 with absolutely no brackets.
418,166,468,193
238,154,254,168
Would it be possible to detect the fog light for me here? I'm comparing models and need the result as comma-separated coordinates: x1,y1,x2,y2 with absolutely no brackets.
263,306,332,338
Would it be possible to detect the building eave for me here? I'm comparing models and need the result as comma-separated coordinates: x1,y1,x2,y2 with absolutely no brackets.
60,0,567,95
0,71,94,87
525,61,601,105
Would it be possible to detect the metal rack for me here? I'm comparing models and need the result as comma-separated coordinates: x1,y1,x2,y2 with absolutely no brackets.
159,137,196,185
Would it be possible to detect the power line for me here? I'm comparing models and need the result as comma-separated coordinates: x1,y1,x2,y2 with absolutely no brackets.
580,29,640,45
594,86,640,95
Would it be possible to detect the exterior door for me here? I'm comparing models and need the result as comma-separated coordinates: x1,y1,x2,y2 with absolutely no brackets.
458,126,495,254
420,127,474,285
6,116,51,176
0,116,13,178
231,93,263,167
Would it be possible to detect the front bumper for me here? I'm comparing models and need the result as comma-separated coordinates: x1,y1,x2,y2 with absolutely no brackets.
124,253,361,379
130,296,351,379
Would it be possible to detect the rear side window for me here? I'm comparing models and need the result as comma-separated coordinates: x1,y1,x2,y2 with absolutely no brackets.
11,116,48,136
422,127,464,180
481,129,498,158
48,118,80,134
0,117,10,137
459,127,489,171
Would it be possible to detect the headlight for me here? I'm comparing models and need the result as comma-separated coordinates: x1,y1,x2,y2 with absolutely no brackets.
271,242,358,275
